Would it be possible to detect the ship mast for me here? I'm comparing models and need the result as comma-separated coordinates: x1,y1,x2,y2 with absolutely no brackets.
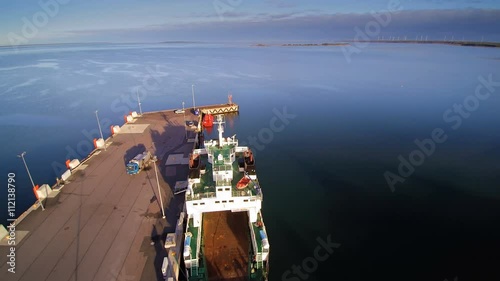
215,114,224,147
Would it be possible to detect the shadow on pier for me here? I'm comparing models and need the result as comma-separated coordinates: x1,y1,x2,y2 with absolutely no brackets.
123,144,147,165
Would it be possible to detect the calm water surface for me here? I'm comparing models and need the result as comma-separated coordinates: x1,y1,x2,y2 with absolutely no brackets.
1,43,499,281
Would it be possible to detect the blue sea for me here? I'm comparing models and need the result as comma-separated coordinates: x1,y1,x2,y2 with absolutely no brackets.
1,42,500,281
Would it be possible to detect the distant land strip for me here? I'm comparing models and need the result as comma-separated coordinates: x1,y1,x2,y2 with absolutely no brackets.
253,43,349,47
252,40,500,48
359,40,500,48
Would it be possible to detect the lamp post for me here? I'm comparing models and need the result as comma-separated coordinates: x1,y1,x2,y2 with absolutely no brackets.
136,90,143,116
191,84,196,111
95,110,106,151
183,101,187,140
153,157,166,219
18,151,44,211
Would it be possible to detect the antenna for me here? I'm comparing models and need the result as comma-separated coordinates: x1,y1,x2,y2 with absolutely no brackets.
182,102,187,139
214,115,225,147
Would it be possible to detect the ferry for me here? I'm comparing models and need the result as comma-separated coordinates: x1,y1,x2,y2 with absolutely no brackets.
182,114,270,280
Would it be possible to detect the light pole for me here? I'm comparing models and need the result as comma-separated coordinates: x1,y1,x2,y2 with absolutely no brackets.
18,152,44,211
182,101,187,140
191,84,196,111
136,90,143,116
153,157,166,219
95,110,106,151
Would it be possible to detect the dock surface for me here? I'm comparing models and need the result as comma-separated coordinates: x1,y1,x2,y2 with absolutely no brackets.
0,109,197,281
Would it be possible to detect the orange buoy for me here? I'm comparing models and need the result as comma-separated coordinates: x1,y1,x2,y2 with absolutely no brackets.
66,159,71,169
93,138,98,148
110,125,114,135
33,185,40,199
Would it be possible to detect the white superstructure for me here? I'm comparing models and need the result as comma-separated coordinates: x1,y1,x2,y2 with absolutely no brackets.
185,115,262,227
182,114,270,279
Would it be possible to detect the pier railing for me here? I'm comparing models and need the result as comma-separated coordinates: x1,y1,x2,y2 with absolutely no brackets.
199,103,239,115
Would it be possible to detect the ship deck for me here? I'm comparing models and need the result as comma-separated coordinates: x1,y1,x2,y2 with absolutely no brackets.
187,153,261,201
202,211,249,281
0,109,199,281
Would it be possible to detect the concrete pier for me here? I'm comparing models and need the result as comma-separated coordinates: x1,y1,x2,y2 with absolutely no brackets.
0,108,204,281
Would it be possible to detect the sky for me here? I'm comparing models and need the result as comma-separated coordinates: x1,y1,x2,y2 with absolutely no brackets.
1,0,500,46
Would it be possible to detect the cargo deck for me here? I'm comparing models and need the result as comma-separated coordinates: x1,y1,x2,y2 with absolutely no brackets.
203,211,249,281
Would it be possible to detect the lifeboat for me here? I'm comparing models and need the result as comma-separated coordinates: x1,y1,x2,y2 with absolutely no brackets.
202,114,214,127
236,176,251,189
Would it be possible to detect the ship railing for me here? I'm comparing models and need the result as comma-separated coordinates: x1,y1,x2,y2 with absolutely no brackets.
256,252,263,268
249,220,259,259
195,216,202,275
215,178,232,186
213,164,232,172
232,189,262,199
235,146,248,153
187,191,216,201
191,259,199,276
196,214,202,258
193,148,207,155
191,214,202,277
248,224,264,269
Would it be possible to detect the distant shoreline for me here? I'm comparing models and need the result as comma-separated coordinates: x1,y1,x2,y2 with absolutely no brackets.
252,43,349,47
252,40,500,48
1,40,499,49
358,40,500,48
